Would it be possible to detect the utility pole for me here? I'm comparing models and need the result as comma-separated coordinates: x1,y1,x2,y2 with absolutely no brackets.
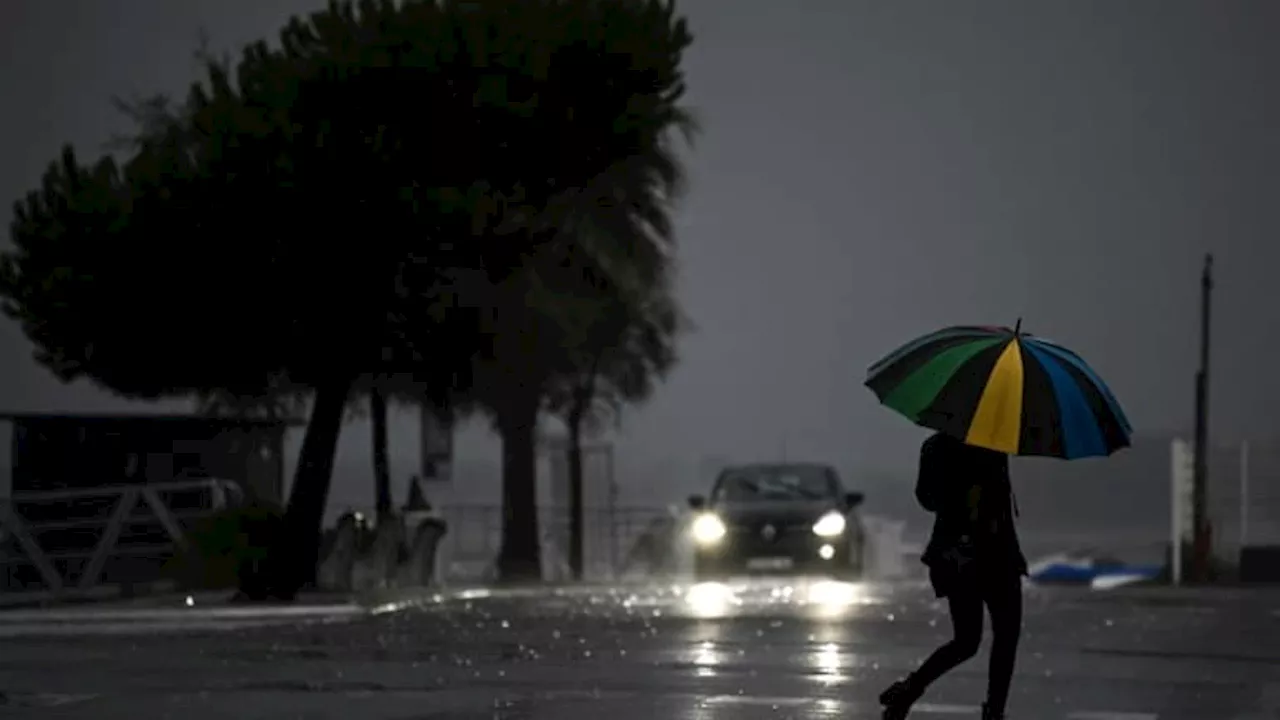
1191,253,1214,582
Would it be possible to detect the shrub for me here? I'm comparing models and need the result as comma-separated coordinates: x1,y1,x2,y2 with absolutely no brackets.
166,503,284,591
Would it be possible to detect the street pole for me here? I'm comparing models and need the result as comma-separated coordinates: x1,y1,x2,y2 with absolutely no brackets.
1240,440,1250,550
1170,440,1185,586
604,444,618,578
1191,253,1214,582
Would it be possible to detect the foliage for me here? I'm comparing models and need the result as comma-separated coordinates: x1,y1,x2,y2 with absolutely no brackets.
1,0,695,591
546,274,683,433
453,0,694,580
164,503,285,591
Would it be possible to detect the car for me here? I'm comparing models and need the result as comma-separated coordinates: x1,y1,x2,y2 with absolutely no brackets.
687,462,865,580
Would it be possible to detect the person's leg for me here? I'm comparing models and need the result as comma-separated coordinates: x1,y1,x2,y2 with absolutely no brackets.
913,585,985,687
982,572,1024,716
880,584,983,715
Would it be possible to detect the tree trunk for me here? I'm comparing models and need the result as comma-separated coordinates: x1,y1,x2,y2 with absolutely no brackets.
496,390,542,582
566,363,599,582
567,407,585,581
258,372,356,600
371,384,393,522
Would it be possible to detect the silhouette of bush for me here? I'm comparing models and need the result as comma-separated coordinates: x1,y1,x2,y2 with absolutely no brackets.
166,504,284,591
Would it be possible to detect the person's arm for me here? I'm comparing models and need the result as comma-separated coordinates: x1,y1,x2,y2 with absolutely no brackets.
915,438,943,512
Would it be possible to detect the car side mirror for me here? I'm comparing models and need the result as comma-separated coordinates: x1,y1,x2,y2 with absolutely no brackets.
845,492,865,509
688,494,706,511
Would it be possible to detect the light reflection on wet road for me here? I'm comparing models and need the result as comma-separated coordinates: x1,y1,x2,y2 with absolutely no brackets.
0,578,1277,719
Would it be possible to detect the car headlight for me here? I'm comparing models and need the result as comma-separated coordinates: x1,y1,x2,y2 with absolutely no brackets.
812,511,847,537
691,513,727,545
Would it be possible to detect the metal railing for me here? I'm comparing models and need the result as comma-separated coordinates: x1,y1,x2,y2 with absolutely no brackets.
0,478,244,597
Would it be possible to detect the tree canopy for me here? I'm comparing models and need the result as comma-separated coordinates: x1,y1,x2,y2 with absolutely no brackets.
1,0,694,592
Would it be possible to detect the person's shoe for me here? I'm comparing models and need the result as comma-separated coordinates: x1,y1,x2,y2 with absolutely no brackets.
981,702,1005,720
879,677,921,720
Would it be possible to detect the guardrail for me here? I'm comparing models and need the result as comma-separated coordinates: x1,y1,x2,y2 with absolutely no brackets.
0,479,244,598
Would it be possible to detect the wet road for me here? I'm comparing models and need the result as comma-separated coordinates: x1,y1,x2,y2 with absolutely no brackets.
1,579,1278,719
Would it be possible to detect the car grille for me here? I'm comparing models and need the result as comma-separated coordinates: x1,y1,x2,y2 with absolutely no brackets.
726,520,811,549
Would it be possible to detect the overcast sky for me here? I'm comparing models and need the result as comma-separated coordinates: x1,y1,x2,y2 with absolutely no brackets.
1,1,1277,511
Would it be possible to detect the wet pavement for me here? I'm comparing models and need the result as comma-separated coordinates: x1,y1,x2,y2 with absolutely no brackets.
0,579,1278,719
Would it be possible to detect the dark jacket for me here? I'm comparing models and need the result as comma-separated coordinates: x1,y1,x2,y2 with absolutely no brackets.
917,433,1027,594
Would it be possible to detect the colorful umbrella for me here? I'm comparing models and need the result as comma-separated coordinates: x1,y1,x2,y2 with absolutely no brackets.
865,322,1132,459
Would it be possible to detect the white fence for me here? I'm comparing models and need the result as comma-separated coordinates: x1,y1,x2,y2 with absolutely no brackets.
0,478,243,598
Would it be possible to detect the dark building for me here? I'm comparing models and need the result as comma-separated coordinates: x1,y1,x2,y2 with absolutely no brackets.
0,413,302,592
4,412,298,503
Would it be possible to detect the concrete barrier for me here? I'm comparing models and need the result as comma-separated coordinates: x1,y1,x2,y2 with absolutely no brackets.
317,513,448,592
350,518,404,591
397,515,448,587
316,513,360,592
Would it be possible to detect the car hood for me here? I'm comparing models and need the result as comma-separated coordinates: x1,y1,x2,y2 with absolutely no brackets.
711,500,842,525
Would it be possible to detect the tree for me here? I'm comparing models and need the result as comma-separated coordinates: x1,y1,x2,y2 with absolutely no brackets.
2,0,694,593
453,0,695,581
368,382,393,521
546,273,682,579
2,3,483,599
195,378,311,423
349,373,468,524
197,373,450,527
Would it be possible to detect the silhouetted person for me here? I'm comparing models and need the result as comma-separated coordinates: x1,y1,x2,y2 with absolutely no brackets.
880,432,1027,720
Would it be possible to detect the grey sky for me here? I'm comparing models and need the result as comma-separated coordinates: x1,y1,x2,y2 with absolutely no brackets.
1,1,1277,512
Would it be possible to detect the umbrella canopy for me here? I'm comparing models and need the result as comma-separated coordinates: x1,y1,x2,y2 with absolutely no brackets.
865,323,1132,459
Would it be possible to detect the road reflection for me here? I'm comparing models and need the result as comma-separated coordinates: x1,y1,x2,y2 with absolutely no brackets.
681,577,875,619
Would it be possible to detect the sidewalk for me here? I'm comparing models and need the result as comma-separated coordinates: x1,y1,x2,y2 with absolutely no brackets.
0,589,375,639
0,585,357,612
1039,582,1280,606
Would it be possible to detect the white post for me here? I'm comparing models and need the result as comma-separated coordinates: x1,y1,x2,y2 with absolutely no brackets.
1171,472,1182,586
1170,439,1188,586
1240,440,1250,549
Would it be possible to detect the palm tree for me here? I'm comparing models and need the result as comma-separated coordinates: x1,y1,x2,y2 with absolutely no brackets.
546,279,682,578
465,0,695,582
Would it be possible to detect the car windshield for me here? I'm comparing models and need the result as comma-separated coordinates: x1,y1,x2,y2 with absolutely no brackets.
713,465,836,502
